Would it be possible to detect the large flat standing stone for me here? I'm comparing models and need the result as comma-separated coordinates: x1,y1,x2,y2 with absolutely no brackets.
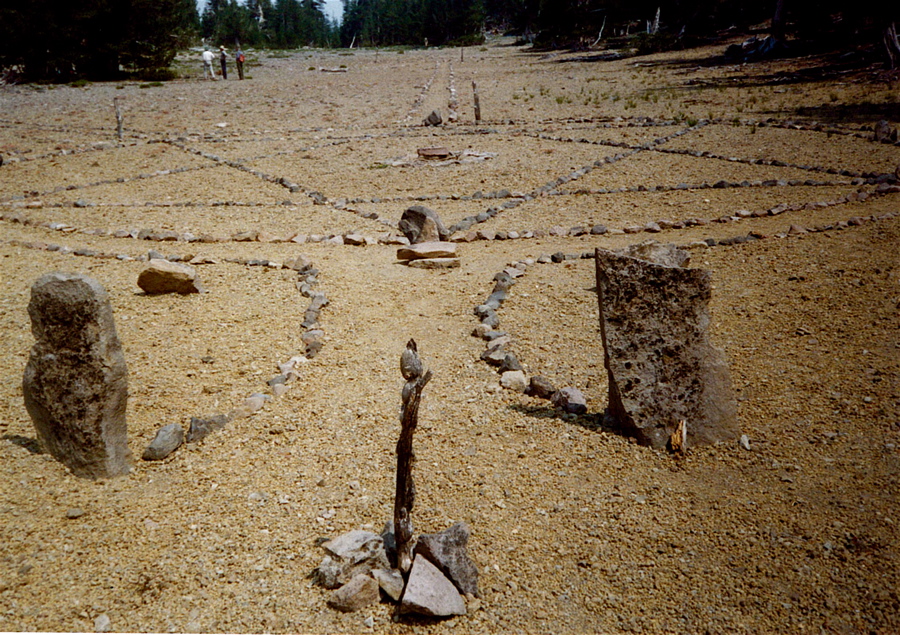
595,248,738,449
22,273,131,478
400,555,467,617
397,242,457,261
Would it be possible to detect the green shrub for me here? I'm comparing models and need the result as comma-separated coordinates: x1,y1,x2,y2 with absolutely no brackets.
137,68,177,82
70,79,91,88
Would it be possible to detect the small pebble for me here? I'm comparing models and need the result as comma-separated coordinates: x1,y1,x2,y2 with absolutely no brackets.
66,508,86,519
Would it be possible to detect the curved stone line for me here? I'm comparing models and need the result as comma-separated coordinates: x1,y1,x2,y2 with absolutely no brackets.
0,234,329,444
445,121,709,235
469,210,899,396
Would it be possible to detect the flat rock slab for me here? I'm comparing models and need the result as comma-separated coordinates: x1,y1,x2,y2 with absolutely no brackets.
401,555,467,617
407,258,461,270
22,272,131,478
397,242,457,261
138,259,203,294
595,248,739,449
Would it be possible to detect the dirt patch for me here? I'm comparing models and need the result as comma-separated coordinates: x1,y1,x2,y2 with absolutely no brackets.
0,38,898,633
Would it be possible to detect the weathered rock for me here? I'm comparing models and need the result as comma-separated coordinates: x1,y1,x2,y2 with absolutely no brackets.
423,110,443,126
595,248,739,449
22,273,131,479
327,574,380,612
619,240,690,268
313,530,392,590
397,242,457,261
499,353,522,373
407,258,461,269
418,147,451,159
142,423,184,460
415,522,480,597
500,370,528,392
398,206,450,244
137,259,203,294
400,555,467,617
372,568,405,601
874,119,892,143
525,375,557,399
551,387,587,415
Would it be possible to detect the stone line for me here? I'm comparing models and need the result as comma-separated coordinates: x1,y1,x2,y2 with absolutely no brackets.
447,62,458,122
401,60,441,123
444,121,709,235
469,211,899,393
4,179,896,250
736,117,900,144
0,235,329,444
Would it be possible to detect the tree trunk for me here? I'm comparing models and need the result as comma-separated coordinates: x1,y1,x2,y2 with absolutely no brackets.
772,0,787,41
884,21,900,69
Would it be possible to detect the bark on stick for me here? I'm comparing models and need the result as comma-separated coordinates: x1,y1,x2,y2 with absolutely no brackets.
394,339,432,574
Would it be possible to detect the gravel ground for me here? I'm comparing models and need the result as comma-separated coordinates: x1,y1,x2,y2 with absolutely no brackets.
0,37,899,634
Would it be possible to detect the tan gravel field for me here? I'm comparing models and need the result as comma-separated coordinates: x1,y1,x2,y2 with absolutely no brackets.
0,37,899,634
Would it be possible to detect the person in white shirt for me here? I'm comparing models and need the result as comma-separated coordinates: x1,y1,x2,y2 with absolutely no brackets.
201,49,217,80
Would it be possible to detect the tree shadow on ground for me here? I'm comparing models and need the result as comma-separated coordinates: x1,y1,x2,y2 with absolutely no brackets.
2,434,42,454
763,102,900,126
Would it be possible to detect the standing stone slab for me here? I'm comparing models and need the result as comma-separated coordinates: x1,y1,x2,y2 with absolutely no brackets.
415,522,480,597
595,248,738,449
22,273,131,478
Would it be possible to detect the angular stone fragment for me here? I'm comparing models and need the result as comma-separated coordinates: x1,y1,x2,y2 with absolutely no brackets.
500,370,527,392
137,259,203,294
372,568,405,601
415,522,480,597
551,387,587,415
400,555,466,617
186,414,229,443
327,574,380,612
874,119,892,143
313,530,392,590
23,273,131,478
423,110,443,126
399,206,450,244
525,375,557,399
595,248,739,449
396,242,457,261
142,423,184,460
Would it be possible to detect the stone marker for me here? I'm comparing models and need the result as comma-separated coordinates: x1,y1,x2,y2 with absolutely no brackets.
23,273,131,478
415,522,480,597
874,119,892,143
424,110,443,126
595,247,739,449
400,555,467,617
142,423,184,460
397,241,457,261
418,147,451,159
137,259,204,294
399,206,450,244
327,574,380,612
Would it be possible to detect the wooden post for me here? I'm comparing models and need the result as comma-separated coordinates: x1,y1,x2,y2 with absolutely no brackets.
472,81,481,122
461,47,464,62
114,98,123,141
394,339,432,574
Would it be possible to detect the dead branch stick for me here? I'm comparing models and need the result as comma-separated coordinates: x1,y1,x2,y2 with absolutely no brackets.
114,98,123,141
472,81,481,122
394,339,432,574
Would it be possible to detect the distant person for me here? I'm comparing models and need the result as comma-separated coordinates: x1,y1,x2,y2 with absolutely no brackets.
235,47,245,80
201,49,216,80
219,46,228,80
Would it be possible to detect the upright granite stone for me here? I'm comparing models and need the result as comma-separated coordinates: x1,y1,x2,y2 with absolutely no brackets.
399,206,450,244
22,273,131,478
595,248,738,449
